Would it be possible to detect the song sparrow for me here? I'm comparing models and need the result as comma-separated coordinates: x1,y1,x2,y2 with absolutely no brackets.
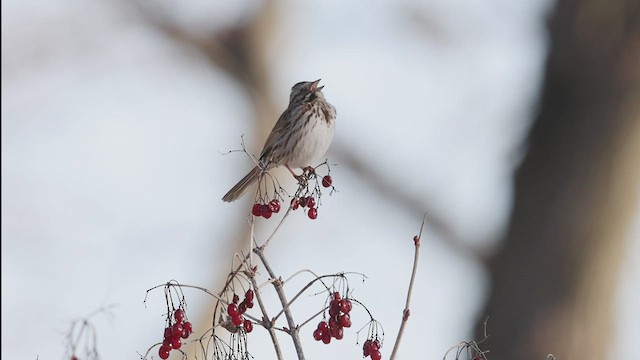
222,79,336,202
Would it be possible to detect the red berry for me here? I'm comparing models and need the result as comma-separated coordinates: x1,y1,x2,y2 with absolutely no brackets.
330,326,344,339
363,340,372,357
321,331,331,344
246,300,254,309
232,294,240,304
183,321,193,334
333,292,341,301
313,328,323,341
370,349,382,360
329,303,340,317
162,338,172,348
252,203,262,216
245,289,254,302
238,301,247,314
174,308,185,323
308,208,318,219
338,313,351,328
228,303,240,317
158,345,171,359
291,198,300,210
231,315,243,326
181,328,190,339
299,197,308,207
227,303,242,317
322,175,332,188
317,321,329,333
339,299,352,314
171,323,184,338
372,339,381,351
71,356,78,360
268,199,281,213
163,327,172,340
244,319,254,333
328,318,342,332
261,204,272,219
171,336,182,349
307,197,316,208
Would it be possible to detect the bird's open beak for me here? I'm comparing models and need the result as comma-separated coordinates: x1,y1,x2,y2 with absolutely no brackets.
310,79,323,92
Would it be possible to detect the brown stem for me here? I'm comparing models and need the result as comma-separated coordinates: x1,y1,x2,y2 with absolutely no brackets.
390,214,426,359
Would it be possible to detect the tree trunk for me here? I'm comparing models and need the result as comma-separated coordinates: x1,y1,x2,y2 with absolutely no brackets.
477,0,640,358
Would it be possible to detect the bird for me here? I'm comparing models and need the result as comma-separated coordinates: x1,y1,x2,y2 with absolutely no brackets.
222,79,336,202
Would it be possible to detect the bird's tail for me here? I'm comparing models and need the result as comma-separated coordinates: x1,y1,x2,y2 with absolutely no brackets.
222,166,262,202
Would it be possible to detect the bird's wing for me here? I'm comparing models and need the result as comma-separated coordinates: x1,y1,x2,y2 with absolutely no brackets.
259,106,299,163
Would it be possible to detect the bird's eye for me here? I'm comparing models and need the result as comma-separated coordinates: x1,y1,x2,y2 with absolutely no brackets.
306,92,317,102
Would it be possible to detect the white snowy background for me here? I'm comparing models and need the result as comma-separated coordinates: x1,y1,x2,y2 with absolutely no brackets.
2,0,638,359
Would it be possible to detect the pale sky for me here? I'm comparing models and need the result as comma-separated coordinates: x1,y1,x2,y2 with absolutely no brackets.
2,0,638,359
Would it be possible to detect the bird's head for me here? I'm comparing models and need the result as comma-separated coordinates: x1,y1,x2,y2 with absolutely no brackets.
289,79,325,104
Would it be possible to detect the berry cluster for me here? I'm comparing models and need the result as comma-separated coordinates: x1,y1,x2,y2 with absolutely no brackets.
312,292,352,344
290,174,334,220
227,289,255,333
291,195,319,219
362,338,382,360
252,199,281,219
158,308,193,359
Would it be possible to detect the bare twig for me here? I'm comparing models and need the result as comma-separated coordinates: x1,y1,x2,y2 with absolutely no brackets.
272,273,334,322
254,246,306,360
442,317,490,360
297,306,329,330
259,205,294,248
390,213,426,360
148,282,227,304
249,276,283,360
64,305,116,360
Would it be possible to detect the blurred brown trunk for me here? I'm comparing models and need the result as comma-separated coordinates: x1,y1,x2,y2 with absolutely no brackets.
477,0,640,358
132,1,283,357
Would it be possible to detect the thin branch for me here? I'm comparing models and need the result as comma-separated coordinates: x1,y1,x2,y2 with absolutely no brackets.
259,205,293,248
249,215,256,268
390,213,426,360
441,315,490,359
159,283,227,303
249,276,283,360
297,306,329,330
261,270,364,325
254,246,306,360
281,269,324,285
350,298,378,324
272,274,336,322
